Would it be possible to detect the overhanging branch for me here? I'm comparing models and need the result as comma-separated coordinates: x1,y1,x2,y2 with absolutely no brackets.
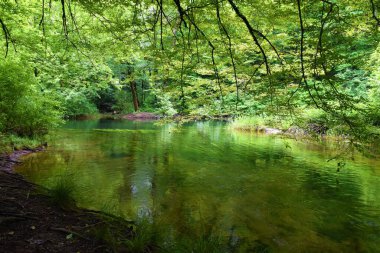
0,18,16,57
226,0,271,75
369,0,380,26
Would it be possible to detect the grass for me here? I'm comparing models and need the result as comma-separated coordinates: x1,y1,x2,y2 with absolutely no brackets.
93,217,229,253
47,175,76,209
124,219,156,253
90,217,155,253
0,134,45,153
230,114,293,132
174,234,226,253
230,109,342,136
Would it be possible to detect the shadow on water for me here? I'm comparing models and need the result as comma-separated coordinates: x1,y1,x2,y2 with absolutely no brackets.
16,120,380,252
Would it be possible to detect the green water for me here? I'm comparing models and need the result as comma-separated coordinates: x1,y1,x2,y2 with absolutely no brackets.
16,120,380,252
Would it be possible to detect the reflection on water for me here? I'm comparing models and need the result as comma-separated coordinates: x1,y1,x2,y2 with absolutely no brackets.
17,120,380,252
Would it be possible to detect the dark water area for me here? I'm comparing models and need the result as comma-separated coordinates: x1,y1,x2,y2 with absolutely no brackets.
16,120,380,252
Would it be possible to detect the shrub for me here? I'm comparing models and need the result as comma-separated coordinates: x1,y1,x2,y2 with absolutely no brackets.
112,89,134,113
156,93,178,116
62,90,99,118
367,87,380,126
230,115,292,131
0,59,63,137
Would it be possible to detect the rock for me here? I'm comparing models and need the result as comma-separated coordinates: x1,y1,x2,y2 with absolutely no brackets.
307,123,328,134
286,126,307,136
264,127,282,134
122,112,160,120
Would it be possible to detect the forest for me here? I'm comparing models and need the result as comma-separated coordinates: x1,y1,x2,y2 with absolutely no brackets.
0,0,379,143
1,0,380,252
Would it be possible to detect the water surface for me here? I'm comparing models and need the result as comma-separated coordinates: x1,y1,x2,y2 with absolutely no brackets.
17,120,380,252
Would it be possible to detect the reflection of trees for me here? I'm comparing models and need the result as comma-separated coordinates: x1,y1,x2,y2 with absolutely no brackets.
16,121,380,252
302,167,366,247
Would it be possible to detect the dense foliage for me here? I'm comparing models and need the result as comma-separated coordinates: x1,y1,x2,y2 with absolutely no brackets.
0,0,379,140
0,58,62,137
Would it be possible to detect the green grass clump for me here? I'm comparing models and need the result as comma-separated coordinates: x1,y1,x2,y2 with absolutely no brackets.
0,134,44,153
124,219,156,253
48,175,76,209
176,235,225,253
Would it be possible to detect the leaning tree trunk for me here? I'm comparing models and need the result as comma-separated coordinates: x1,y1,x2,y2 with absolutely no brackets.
130,80,139,112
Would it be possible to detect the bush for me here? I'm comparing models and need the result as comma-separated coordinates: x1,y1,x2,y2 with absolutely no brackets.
300,108,329,125
0,59,63,137
154,90,177,116
367,86,380,126
63,90,99,118
230,115,292,131
112,89,134,113
94,86,117,112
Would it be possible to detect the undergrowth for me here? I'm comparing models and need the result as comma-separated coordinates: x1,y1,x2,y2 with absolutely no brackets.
0,134,44,153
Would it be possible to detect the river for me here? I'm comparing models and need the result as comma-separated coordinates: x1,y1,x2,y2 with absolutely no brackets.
16,119,380,252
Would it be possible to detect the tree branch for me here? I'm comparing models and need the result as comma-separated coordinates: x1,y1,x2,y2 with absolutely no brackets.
369,0,380,26
0,18,16,57
172,0,224,103
216,1,238,108
296,0,320,108
60,0,68,38
226,0,271,75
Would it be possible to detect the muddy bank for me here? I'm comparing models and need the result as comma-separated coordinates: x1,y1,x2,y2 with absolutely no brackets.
0,149,45,173
0,150,133,253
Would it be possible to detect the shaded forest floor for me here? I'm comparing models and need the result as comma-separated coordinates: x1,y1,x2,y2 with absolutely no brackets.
0,150,133,253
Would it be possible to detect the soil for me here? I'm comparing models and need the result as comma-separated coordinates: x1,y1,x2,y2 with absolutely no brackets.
0,149,133,253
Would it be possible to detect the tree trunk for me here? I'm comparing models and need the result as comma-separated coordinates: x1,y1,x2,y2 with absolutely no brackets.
130,81,139,112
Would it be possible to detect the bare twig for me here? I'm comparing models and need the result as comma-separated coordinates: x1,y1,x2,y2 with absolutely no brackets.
226,0,270,76
369,0,380,26
296,0,320,108
216,1,239,109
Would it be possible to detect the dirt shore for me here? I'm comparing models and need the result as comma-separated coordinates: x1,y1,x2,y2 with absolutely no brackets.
0,149,132,253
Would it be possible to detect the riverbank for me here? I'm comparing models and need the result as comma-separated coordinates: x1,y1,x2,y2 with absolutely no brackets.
102,112,231,121
63,111,380,146
0,149,133,253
